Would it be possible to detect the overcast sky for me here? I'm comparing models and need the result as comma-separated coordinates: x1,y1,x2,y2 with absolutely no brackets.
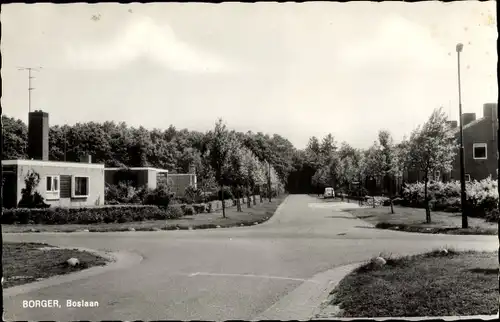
1,2,497,149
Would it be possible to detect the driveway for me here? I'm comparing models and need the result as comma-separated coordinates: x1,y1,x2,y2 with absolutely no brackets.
3,195,497,321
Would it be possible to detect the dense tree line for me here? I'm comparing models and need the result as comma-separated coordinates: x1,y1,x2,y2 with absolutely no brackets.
1,116,300,212
1,106,456,220
306,107,457,223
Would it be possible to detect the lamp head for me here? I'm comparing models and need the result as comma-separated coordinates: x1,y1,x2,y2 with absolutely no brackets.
456,43,464,53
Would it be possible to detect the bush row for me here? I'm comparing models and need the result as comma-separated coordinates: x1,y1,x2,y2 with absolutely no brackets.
2,194,262,225
400,178,498,221
2,205,183,225
105,182,173,207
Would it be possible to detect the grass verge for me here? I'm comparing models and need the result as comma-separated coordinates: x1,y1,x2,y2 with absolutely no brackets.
3,195,287,233
323,249,499,318
345,205,497,235
2,242,108,288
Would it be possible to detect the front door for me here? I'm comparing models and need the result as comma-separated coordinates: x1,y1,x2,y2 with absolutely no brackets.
2,169,18,209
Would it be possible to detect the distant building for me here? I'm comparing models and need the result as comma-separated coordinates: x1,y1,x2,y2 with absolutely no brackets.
104,164,197,197
105,167,169,190
447,103,498,181
403,103,498,185
168,165,197,197
1,111,105,208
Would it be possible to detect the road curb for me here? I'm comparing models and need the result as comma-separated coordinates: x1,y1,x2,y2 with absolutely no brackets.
314,315,499,321
253,262,365,321
3,246,143,298
254,259,499,322
261,195,289,226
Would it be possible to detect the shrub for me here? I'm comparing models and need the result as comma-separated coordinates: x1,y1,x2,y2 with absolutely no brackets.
143,184,173,208
17,170,50,209
166,205,184,219
192,203,206,214
105,182,148,205
184,186,203,204
1,205,181,225
401,178,499,218
183,206,195,216
485,208,499,222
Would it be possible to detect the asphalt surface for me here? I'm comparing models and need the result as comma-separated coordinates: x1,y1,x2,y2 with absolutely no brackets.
3,195,497,321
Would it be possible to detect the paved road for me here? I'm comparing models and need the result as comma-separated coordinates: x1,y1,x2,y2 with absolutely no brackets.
3,195,497,321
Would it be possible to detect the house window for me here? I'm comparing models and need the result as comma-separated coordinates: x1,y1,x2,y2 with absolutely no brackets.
46,175,60,200
72,176,89,198
473,143,487,160
465,174,471,182
434,170,441,181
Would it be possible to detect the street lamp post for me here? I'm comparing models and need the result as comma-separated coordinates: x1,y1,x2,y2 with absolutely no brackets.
456,43,468,229
267,161,272,202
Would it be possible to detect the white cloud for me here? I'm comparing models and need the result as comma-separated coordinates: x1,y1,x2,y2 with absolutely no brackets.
337,15,448,69
65,16,239,73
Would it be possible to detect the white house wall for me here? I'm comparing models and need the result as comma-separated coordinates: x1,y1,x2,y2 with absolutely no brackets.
16,163,105,208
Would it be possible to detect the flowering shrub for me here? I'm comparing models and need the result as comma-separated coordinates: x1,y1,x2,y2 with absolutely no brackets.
466,177,498,217
105,182,148,205
401,177,498,219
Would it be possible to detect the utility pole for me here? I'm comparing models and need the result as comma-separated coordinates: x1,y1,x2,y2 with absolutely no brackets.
497,100,500,317
1,105,4,321
17,67,42,113
456,43,468,229
268,161,272,202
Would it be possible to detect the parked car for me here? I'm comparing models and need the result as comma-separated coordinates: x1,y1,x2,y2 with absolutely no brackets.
324,187,335,199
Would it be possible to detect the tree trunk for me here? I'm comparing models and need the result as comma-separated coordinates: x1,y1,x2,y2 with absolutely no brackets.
237,187,242,212
389,176,394,214
221,185,226,218
424,173,431,224
252,186,257,205
247,187,251,208
268,183,272,202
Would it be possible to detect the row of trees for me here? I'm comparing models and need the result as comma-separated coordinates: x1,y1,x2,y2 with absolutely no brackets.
207,120,281,217
2,115,288,218
1,116,295,181
2,107,456,222
308,107,457,223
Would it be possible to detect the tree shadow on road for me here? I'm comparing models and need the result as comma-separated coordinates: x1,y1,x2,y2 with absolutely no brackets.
325,215,360,220
326,215,375,219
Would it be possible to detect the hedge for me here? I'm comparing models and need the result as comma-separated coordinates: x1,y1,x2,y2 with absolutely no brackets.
2,205,183,225
2,195,263,225
400,178,498,221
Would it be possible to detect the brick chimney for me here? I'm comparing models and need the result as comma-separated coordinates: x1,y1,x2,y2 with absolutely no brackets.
461,113,476,126
79,155,92,163
28,110,49,161
483,103,498,120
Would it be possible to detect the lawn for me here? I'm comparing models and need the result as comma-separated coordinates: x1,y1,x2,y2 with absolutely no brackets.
319,250,499,318
2,242,108,288
344,203,497,235
2,195,287,233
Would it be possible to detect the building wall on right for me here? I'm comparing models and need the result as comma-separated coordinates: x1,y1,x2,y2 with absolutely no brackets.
450,103,498,181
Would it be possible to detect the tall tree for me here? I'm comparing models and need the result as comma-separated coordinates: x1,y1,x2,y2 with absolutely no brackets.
377,130,401,214
208,119,234,218
395,136,410,195
1,116,28,160
407,107,457,223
